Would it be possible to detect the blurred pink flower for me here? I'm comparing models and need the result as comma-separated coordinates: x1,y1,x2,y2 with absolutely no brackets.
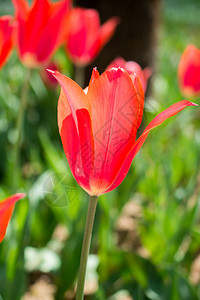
107,57,151,92
65,8,119,66
178,44,200,98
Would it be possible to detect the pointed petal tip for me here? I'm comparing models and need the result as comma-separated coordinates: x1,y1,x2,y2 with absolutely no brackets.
89,67,100,86
47,70,61,82
46,69,56,75
110,16,121,25
191,102,198,106
184,100,198,107
2,192,26,202
0,193,26,214
91,67,99,74
16,192,26,199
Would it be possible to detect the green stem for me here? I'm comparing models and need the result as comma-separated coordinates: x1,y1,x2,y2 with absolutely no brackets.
12,68,32,190
76,195,98,300
75,66,85,88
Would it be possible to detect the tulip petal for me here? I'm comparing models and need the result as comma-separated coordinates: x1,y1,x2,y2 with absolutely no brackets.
0,16,13,69
12,0,29,19
143,67,152,82
24,0,50,52
12,0,70,67
0,193,25,243
12,0,28,57
89,67,100,87
87,68,144,195
35,0,70,62
107,57,125,70
107,57,151,92
48,70,91,132
61,109,94,193
100,17,120,48
48,70,94,193
105,100,197,193
84,68,100,95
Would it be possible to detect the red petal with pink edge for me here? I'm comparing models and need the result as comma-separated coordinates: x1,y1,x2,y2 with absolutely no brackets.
50,71,91,130
0,193,25,243
130,73,144,129
86,68,144,195
105,100,197,193
60,109,94,194
48,70,94,194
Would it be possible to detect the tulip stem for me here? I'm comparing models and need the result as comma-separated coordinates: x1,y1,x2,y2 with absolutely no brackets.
12,68,32,190
75,66,85,88
76,195,98,300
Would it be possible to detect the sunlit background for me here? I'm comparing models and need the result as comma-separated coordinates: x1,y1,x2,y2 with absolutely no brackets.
0,0,200,299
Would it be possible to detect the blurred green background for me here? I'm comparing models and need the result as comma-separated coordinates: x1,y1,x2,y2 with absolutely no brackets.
0,0,200,299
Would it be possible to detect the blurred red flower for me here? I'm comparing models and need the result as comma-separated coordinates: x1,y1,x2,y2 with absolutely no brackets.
49,67,196,196
178,44,200,97
40,61,60,88
12,0,71,68
0,193,25,243
107,57,152,93
64,8,119,66
0,16,14,69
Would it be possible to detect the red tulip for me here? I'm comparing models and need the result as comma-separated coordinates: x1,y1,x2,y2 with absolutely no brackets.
178,44,200,97
12,0,71,68
0,16,14,69
0,193,25,243
48,67,196,196
107,57,151,93
64,8,119,66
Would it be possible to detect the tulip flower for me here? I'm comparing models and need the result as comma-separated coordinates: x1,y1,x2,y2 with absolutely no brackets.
107,57,152,93
49,67,197,300
64,8,119,66
48,67,197,196
0,16,14,69
178,44,200,97
0,193,25,243
12,0,71,68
